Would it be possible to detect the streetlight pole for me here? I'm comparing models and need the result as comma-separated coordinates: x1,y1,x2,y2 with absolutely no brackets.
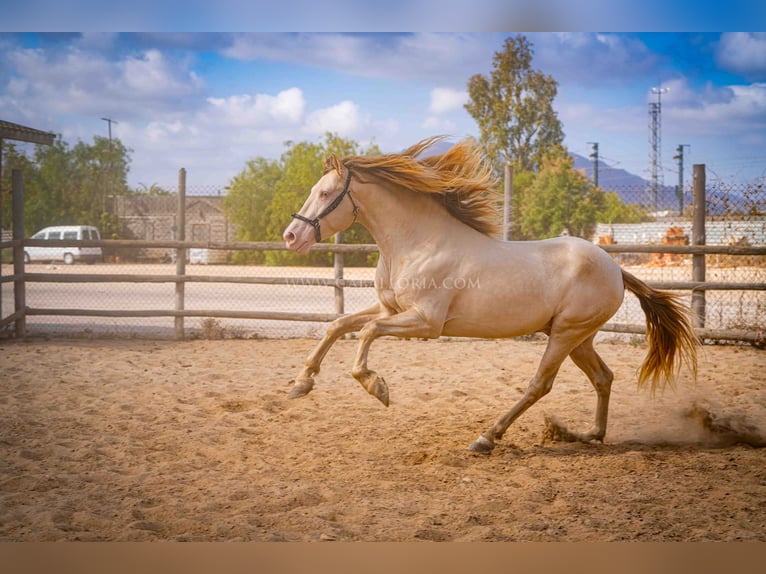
100,118,118,212
101,117,117,142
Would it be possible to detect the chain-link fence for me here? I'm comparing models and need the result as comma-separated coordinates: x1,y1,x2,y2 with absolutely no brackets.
592,174,765,338
1,169,764,341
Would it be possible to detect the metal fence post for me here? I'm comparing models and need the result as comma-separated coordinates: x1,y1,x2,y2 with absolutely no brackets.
12,169,25,338
175,168,186,340
334,232,344,315
692,164,706,328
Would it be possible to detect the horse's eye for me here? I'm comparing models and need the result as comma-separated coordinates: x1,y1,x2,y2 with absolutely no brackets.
320,190,329,199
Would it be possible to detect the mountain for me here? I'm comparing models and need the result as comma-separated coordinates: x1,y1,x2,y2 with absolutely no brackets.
571,152,689,213
412,138,457,158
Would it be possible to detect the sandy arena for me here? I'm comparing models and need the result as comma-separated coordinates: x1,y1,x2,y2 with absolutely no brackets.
1,336,764,541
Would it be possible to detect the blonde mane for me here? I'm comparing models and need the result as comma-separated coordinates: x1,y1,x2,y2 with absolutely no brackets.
325,136,501,237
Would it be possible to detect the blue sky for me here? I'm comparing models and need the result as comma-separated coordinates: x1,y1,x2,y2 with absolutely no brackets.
1,31,765,190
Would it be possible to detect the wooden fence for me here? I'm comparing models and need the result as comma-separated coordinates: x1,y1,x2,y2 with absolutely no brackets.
1,166,765,344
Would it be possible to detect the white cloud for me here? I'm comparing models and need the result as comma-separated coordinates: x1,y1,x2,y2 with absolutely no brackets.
205,87,306,127
303,100,361,136
0,45,204,123
716,33,766,80
563,76,766,141
145,120,201,142
533,32,659,85
659,77,738,109
428,87,468,115
667,82,766,135
222,33,494,84
421,116,457,132
122,50,203,99
75,32,119,52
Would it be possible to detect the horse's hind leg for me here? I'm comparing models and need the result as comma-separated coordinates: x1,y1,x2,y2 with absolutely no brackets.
468,333,577,454
547,335,614,443
288,303,383,398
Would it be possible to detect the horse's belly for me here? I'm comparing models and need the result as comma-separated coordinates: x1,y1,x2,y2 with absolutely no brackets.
441,303,553,338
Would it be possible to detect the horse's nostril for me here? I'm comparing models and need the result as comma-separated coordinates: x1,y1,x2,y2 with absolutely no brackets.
284,231,296,243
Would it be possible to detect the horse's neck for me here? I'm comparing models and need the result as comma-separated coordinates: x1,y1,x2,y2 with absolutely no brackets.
356,183,454,256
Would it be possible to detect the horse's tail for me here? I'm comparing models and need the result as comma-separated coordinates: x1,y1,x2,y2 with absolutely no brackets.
622,269,699,393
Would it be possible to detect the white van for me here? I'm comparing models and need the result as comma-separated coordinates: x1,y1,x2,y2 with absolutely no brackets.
24,225,103,265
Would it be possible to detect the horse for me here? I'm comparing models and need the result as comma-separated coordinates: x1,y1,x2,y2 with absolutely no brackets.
282,136,699,454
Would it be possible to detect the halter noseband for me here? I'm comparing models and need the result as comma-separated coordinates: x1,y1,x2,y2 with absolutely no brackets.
291,166,358,243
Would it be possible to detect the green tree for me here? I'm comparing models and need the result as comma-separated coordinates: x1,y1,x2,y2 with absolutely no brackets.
223,157,282,264
1,141,37,232
507,167,536,240
135,182,172,196
596,191,651,224
21,135,131,235
519,151,604,239
224,133,380,266
465,35,564,175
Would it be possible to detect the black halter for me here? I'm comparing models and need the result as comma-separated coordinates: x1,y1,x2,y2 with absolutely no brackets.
291,166,358,243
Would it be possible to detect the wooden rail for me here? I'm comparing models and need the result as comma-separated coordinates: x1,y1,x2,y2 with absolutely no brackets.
2,238,765,342
9,238,766,256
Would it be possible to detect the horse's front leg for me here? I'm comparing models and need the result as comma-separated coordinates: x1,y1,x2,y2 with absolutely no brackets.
351,307,443,406
289,303,385,399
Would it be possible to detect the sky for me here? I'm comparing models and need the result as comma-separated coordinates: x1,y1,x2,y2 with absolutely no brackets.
1,30,765,192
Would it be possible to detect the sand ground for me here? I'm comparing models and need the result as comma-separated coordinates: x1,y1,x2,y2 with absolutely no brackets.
1,336,764,541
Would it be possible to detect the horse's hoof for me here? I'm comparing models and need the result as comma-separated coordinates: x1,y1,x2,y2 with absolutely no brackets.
288,378,314,399
467,435,494,454
368,376,390,407
355,371,390,407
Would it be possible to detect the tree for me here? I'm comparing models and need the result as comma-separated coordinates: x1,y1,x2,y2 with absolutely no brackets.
21,135,131,235
596,191,651,225
518,151,604,240
465,35,564,175
223,133,381,266
223,157,282,264
135,183,172,196
0,141,36,232
507,167,536,240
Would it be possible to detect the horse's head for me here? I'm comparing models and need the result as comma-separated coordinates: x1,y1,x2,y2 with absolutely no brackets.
282,156,359,254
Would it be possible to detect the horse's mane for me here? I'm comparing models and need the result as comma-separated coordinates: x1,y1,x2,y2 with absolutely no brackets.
325,136,501,237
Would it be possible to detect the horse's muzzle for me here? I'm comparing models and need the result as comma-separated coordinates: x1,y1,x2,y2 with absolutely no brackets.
282,222,314,254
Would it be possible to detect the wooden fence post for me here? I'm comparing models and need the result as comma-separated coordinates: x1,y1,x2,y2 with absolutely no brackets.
503,162,513,241
12,169,25,338
692,164,706,328
175,168,186,340
334,232,344,315
0,137,3,320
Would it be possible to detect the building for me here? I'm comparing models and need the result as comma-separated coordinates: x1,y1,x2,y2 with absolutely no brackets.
114,195,236,262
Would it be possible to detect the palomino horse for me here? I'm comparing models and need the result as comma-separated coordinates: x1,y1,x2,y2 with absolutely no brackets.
282,137,698,454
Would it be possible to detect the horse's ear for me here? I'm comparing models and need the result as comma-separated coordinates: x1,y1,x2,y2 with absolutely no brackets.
323,154,342,175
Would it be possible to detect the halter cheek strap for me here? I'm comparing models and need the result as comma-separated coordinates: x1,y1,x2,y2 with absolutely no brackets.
291,166,358,243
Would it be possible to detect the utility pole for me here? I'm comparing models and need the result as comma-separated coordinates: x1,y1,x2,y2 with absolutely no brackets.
587,142,599,187
101,117,117,143
648,86,669,212
673,144,690,216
